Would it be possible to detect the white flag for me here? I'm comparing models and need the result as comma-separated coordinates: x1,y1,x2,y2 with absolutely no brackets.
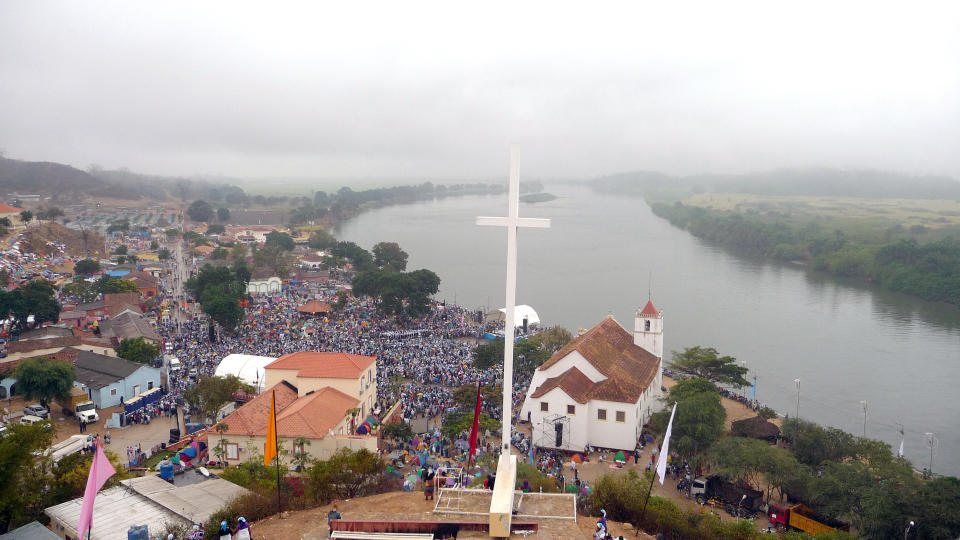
656,403,677,485
898,437,904,458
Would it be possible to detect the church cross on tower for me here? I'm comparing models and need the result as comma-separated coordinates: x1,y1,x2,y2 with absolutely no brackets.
476,145,550,453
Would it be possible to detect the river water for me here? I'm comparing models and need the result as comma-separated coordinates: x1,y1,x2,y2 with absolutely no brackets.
338,185,960,475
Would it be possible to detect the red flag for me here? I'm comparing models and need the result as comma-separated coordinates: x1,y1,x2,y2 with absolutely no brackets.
77,442,116,538
468,379,483,465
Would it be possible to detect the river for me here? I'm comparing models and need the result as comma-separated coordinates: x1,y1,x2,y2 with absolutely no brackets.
338,185,960,475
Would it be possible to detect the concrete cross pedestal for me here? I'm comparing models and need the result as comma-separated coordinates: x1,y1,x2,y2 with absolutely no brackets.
476,145,550,537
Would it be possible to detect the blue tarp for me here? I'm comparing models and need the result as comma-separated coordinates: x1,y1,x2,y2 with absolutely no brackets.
124,387,162,414
106,270,130,277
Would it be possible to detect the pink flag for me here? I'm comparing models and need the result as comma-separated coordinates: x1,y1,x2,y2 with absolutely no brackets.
77,442,117,538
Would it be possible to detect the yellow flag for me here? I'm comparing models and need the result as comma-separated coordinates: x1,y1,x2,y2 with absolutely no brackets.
264,390,278,466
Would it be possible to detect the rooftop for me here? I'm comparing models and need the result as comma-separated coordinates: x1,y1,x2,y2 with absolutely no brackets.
266,351,376,379
220,381,359,439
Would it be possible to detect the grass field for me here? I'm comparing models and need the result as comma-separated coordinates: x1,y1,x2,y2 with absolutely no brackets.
684,193,960,229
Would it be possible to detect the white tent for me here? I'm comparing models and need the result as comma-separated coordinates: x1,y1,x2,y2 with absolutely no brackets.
495,305,540,327
214,354,276,393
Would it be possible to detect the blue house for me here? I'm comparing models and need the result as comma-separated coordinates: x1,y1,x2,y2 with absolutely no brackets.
73,351,161,409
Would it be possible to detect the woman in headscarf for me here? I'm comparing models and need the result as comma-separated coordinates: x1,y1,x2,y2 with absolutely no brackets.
233,516,251,540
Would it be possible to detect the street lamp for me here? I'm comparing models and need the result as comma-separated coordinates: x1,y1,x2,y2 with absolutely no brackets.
794,379,801,419
904,520,915,540
860,400,868,438
736,494,747,522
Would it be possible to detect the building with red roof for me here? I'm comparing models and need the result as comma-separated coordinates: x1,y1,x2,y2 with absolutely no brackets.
519,304,664,453
264,351,378,419
207,381,377,464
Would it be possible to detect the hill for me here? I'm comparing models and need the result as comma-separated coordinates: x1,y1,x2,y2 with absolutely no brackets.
22,222,108,259
0,157,104,197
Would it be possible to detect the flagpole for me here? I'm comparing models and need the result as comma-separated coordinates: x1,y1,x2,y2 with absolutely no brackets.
638,403,677,533
274,390,281,519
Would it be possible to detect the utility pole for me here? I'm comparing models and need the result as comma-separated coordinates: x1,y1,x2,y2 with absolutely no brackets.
860,400,868,438
794,379,801,419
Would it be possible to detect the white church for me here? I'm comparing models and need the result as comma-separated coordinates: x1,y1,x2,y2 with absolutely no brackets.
519,301,665,452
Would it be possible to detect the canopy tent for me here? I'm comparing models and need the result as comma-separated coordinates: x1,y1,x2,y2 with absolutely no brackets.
297,300,333,315
214,354,276,393
487,305,540,327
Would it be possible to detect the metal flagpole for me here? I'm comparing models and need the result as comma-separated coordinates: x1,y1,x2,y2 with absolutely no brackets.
275,391,281,518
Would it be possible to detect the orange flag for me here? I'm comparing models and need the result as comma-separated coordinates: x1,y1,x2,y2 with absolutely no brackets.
264,390,278,466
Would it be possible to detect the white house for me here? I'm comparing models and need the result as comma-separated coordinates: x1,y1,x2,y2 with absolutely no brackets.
247,276,282,294
519,301,665,452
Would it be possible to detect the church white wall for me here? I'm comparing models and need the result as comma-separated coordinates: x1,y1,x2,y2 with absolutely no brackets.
519,350,606,421
588,398,642,450
526,388,589,453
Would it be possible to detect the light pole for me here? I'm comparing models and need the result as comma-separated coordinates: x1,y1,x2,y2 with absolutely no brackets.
736,494,746,522
860,400,868,438
925,433,938,476
794,379,801,419
904,520,914,539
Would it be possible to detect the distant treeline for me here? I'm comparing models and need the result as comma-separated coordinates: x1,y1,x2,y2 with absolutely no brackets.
652,202,960,306
593,167,960,200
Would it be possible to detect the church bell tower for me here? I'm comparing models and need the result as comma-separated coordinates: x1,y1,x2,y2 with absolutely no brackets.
634,300,663,359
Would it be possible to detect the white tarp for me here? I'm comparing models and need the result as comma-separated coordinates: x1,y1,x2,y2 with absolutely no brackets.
214,354,276,393
495,305,540,327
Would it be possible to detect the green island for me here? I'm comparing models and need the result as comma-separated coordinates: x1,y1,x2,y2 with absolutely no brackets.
519,192,557,203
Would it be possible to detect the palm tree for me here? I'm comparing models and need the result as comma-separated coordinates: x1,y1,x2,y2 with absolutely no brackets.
213,422,230,466
292,436,311,471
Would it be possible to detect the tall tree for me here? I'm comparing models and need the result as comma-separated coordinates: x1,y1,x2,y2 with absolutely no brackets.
73,259,100,276
668,346,750,387
13,357,75,407
307,228,336,250
187,200,214,222
183,375,250,424
18,210,32,227
114,337,161,365
372,242,409,272
216,207,230,222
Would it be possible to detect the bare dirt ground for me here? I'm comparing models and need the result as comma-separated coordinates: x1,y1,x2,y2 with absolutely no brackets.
253,490,653,540
22,222,108,258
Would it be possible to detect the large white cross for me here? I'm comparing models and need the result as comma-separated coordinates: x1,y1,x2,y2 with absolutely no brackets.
476,145,550,454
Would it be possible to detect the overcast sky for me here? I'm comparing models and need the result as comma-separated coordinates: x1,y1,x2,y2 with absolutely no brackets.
1,1,958,181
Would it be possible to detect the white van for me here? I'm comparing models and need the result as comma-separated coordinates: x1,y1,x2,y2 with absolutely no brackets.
20,415,44,425
168,358,181,373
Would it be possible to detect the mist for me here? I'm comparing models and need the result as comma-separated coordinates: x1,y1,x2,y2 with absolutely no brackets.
1,1,958,181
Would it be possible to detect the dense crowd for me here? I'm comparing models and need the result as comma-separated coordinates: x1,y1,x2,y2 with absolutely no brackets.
157,274,530,431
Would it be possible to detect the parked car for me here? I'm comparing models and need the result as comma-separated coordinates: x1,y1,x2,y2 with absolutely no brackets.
23,404,49,419
20,414,45,425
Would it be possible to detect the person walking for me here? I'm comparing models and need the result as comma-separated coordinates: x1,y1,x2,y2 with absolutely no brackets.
233,517,251,540
218,520,232,540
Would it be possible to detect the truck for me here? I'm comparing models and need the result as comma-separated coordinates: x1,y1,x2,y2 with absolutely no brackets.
691,475,764,518
73,401,99,424
47,435,92,463
768,503,850,535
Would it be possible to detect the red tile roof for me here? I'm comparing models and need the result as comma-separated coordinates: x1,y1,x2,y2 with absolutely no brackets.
639,300,659,316
0,204,24,213
533,317,660,404
530,367,595,403
297,300,333,314
220,381,358,439
265,351,376,379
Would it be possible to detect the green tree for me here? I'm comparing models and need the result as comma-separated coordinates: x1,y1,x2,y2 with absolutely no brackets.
529,326,573,353
230,243,248,262
451,383,501,411
13,357,75,408
668,346,750,387
0,269,9,288
216,207,230,222
213,422,230,464
114,245,128,255
210,247,229,260
36,207,64,223
165,228,179,238
183,375,250,424
0,421,55,532
207,223,226,235
306,448,384,504
264,231,295,252
62,281,97,303
73,259,100,275
158,247,171,260
188,200,214,222
114,337,160,365
650,379,726,460
0,280,61,332
292,436,312,471
381,422,413,441
150,240,159,250
0,217,11,227
94,275,138,295
440,411,500,439
18,210,32,226
372,241,408,272
307,228,336,250
331,241,374,271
